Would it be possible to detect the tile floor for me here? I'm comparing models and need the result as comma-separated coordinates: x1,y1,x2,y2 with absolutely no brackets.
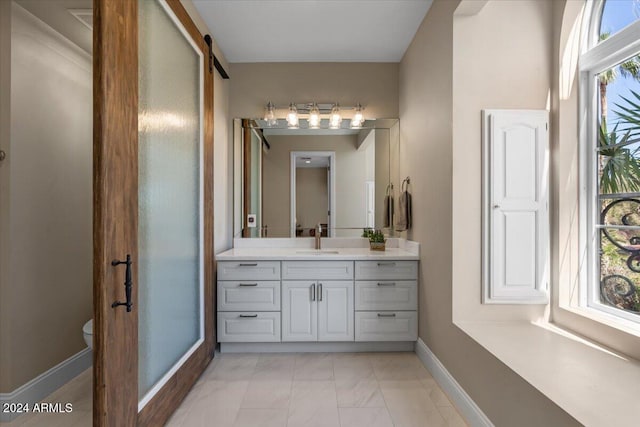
0,368,92,427
0,352,467,427
167,352,468,427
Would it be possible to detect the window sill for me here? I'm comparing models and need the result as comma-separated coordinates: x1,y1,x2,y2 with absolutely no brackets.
455,320,640,427
559,304,640,339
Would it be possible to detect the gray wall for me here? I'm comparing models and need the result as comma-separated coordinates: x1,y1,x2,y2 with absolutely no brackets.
0,4,92,392
399,0,579,425
0,0,12,392
229,62,399,120
452,0,551,322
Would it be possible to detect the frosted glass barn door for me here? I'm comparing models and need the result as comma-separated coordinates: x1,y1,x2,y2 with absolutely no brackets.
93,0,214,425
137,0,202,408
137,0,214,421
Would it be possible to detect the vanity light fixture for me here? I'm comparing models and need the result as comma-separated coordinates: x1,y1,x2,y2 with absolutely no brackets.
308,103,321,129
351,103,364,128
264,101,278,127
264,102,363,128
329,103,342,129
287,103,299,128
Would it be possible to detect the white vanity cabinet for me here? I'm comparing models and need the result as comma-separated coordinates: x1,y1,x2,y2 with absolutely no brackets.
215,253,419,350
217,261,282,342
281,261,354,342
354,260,419,341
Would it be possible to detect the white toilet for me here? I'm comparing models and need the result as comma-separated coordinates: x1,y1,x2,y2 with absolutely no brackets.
82,319,93,349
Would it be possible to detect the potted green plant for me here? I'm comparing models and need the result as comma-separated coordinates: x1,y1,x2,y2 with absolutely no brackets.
362,228,386,251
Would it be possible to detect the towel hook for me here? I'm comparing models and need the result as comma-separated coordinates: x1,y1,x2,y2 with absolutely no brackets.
402,177,411,192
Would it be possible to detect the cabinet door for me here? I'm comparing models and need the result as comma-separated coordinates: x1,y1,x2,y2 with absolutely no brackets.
282,281,317,342
318,281,354,341
483,110,549,304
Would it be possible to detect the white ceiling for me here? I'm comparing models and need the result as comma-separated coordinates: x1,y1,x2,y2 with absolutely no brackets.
14,1,432,62
191,0,433,63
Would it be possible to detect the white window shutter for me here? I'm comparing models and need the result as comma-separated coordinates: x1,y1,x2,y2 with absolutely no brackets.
482,110,549,304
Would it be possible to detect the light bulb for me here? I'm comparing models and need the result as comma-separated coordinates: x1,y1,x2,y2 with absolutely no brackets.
287,103,299,128
264,101,277,127
351,103,364,128
308,103,320,129
329,104,342,129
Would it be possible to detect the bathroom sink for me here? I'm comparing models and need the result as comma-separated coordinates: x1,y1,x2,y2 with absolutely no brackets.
296,250,340,255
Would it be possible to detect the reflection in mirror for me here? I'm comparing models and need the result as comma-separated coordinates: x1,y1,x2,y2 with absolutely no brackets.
291,152,334,237
234,118,400,238
241,120,263,237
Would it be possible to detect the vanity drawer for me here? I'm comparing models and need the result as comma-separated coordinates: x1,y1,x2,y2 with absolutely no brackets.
217,261,280,281
354,261,417,281
355,311,417,342
217,312,281,342
217,281,281,311
355,281,417,311
282,261,353,280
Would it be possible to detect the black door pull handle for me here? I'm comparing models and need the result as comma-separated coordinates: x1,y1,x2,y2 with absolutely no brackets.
111,254,133,312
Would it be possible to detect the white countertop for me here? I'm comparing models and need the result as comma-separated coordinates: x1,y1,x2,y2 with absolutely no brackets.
216,247,419,261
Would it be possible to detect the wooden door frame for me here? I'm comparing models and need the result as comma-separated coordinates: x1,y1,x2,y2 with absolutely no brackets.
93,0,215,425
93,0,139,424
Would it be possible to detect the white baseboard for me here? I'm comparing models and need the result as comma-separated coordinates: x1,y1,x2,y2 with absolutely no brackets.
220,341,415,353
0,348,92,422
415,338,493,427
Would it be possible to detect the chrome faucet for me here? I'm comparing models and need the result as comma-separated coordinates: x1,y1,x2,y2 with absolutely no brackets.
315,223,322,249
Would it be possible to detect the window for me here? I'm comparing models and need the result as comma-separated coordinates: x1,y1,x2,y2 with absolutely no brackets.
581,0,640,324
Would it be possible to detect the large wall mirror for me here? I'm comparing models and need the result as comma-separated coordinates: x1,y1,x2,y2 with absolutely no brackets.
233,118,400,238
